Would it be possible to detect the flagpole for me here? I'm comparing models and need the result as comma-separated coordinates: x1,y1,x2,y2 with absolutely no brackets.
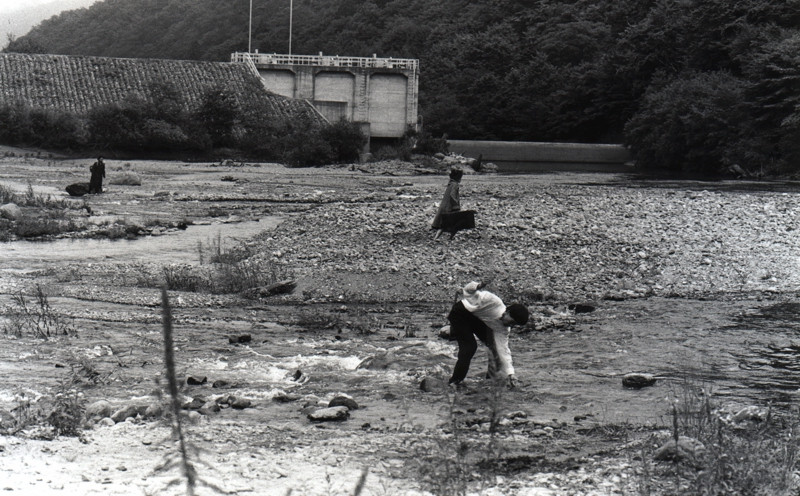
248,0,253,53
288,0,293,55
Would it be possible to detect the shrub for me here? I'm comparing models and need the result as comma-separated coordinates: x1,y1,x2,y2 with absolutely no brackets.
195,85,239,148
47,388,85,437
640,380,800,495
282,122,334,167
407,127,449,156
108,170,142,186
373,144,411,161
2,285,76,339
319,119,367,163
0,100,88,149
624,71,748,176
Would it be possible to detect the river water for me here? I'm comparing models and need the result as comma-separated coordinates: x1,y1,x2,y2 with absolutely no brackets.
0,217,280,267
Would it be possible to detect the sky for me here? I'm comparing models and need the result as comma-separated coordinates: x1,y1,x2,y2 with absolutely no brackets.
0,0,56,14
0,0,97,42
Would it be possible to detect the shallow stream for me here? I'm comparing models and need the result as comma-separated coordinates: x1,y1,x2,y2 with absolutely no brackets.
0,217,280,267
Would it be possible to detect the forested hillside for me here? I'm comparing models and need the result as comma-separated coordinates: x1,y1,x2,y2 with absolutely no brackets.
5,0,800,176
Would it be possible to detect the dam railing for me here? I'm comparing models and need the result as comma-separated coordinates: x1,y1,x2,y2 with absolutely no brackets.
231,52,418,70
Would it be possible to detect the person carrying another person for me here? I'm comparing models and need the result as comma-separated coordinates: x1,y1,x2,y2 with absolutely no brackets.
440,281,529,388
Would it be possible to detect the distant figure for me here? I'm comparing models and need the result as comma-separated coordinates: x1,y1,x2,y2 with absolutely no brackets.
89,156,106,194
431,167,475,240
440,281,529,389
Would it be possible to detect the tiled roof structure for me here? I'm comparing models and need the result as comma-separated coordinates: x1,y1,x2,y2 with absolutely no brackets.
0,52,324,123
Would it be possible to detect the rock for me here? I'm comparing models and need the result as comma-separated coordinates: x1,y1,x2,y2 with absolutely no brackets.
568,303,596,314
98,417,115,427
308,406,350,422
272,391,300,403
110,404,146,423
622,373,657,389
186,376,207,386
241,280,297,299
186,411,203,423
0,203,21,220
654,436,706,462
419,376,447,393
328,395,359,410
144,402,164,419
85,400,113,419
0,408,15,430
181,397,206,410
199,401,221,415
65,183,90,197
212,380,230,388
230,397,252,409
733,405,767,423
228,334,252,344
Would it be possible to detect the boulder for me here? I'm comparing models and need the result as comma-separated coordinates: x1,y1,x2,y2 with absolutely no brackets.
181,397,206,410
241,280,297,299
622,373,657,389
0,203,21,220
328,395,359,410
308,406,350,422
186,376,207,386
0,408,15,430
273,391,301,403
144,402,164,419
199,401,221,415
111,404,147,423
230,397,252,409
85,400,113,419
654,436,706,462
66,183,90,197
733,405,767,423
419,376,447,393
568,303,596,314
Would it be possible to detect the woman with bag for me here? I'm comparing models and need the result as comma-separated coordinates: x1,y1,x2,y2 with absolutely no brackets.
431,167,475,240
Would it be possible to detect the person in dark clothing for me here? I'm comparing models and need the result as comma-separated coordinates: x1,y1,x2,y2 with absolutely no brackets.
89,156,106,194
441,282,530,388
432,167,470,240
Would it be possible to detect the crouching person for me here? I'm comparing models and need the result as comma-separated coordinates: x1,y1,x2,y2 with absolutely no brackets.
442,281,529,389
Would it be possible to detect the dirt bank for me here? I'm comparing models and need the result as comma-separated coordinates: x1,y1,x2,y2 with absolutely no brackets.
1,155,799,495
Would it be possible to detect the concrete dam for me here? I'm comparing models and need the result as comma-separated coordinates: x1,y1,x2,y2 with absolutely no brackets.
232,52,419,141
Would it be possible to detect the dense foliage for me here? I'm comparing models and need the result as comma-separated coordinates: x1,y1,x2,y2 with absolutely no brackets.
4,0,800,175
0,80,366,166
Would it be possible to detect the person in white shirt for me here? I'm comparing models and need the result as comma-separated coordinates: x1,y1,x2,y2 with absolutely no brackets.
441,281,529,388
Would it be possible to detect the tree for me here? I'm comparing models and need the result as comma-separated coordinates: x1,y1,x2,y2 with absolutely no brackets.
195,85,239,147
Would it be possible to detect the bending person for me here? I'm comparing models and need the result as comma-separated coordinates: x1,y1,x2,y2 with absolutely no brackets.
442,281,529,388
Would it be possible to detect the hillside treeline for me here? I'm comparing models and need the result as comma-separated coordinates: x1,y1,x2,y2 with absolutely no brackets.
5,0,800,176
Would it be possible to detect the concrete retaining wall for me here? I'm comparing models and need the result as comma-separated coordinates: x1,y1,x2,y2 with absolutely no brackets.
448,140,632,172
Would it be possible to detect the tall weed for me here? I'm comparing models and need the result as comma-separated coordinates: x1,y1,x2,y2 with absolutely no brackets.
2,285,76,339
643,379,800,495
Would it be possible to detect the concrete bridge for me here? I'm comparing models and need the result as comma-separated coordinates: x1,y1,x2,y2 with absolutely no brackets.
232,52,419,141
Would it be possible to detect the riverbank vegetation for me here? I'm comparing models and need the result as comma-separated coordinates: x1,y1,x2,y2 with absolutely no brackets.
0,88,368,166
